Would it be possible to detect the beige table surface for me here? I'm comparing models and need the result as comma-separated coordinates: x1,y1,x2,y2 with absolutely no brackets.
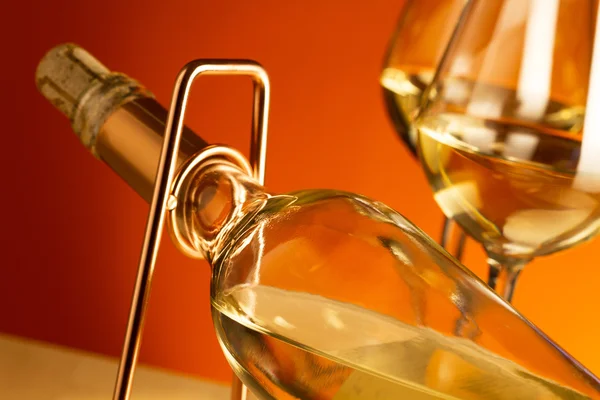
0,333,230,399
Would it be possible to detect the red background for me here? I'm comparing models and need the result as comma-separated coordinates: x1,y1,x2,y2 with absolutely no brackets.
2,0,599,385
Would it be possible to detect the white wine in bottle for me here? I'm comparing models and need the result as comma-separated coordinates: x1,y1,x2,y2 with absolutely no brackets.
36,44,600,399
217,285,592,399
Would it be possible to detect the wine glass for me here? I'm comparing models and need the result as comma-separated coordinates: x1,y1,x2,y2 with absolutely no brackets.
415,0,599,302
381,0,469,261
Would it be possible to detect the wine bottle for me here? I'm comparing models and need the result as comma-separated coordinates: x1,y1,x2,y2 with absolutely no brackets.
36,43,600,399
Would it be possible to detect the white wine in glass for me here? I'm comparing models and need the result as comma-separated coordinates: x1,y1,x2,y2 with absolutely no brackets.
416,0,598,301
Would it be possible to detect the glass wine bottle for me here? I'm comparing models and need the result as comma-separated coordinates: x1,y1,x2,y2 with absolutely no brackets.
36,43,600,399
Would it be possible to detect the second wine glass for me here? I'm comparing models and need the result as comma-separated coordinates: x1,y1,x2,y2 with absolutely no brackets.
381,0,469,261
416,0,600,301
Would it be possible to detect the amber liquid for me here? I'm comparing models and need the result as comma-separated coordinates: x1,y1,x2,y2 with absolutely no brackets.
417,111,600,258
213,285,588,399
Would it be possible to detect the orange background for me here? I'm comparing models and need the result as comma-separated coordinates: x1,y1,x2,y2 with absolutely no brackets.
2,0,600,385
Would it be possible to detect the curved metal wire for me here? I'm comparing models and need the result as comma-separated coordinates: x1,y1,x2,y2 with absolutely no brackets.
112,59,270,400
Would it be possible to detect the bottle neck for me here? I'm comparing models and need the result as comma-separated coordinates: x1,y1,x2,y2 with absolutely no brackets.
93,93,208,203
35,43,209,203
78,76,208,202
79,75,265,262
35,43,260,262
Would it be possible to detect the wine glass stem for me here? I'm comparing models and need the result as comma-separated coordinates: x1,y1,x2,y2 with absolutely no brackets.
440,217,467,261
487,258,527,303
440,217,452,248
231,374,249,400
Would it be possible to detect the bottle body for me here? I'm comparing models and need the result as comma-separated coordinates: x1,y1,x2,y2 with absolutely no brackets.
173,157,600,398
197,178,599,399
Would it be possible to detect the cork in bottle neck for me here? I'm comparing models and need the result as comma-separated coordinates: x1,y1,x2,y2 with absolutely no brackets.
35,43,153,158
